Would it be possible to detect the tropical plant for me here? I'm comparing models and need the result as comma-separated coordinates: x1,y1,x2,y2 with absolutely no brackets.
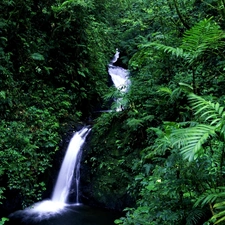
169,92,225,224
0,0,121,216
150,18,225,62
135,18,225,95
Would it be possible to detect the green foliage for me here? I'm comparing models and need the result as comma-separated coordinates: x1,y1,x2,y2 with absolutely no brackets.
0,107,60,207
161,93,225,224
114,151,212,225
170,93,225,162
31,53,45,61
3,0,225,224
149,18,225,64
188,93,225,128
0,0,120,212
172,124,216,161
89,1,225,224
0,217,9,225
87,112,137,208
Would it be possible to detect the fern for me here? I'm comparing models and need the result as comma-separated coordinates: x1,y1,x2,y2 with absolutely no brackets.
144,18,225,64
158,87,173,96
169,92,225,223
144,42,189,59
181,18,225,53
157,85,185,104
179,82,193,93
145,126,173,159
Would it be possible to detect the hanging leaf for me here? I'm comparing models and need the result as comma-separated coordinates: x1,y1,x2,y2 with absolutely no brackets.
0,91,6,99
31,53,45,61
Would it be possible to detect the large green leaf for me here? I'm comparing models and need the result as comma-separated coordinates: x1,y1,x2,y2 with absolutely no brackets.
31,53,45,61
172,124,216,161
188,93,225,138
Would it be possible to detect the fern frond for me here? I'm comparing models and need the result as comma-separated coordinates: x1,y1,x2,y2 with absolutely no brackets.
145,42,188,58
145,18,225,65
211,190,225,224
214,201,225,210
157,87,182,103
181,18,225,54
172,124,216,161
145,127,172,158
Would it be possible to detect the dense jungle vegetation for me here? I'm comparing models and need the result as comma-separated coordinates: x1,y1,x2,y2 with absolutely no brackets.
1,0,225,224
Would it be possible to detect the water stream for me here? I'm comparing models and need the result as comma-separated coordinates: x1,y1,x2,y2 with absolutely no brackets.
108,49,130,111
51,127,90,204
8,127,91,223
7,50,127,225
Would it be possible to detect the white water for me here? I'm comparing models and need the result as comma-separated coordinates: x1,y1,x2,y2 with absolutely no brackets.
10,127,91,221
108,49,130,111
110,48,120,64
52,127,90,203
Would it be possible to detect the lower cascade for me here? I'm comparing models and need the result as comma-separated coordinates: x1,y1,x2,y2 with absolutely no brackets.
51,126,90,204
9,126,91,221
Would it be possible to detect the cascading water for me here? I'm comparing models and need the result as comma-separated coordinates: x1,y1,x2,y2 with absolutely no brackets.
51,127,90,204
75,150,82,203
9,126,91,222
108,49,130,111
7,51,128,225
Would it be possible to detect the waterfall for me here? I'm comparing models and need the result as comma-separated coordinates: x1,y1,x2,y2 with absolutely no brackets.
75,150,82,203
52,127,90,204
108,49,130,111
10,126,91,221
110,48,120,64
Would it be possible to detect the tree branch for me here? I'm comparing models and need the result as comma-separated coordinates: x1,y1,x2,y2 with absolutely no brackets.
172,0,190,29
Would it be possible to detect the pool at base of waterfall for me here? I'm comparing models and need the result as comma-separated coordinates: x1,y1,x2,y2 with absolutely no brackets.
6,204,122,225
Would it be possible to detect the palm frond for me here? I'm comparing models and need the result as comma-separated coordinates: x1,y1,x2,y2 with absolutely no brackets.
212,192,225,224
214,201,225,210
181,18,225,64
188,93,225,128
172,124,216,161
157,87,173,95
179,82,194,93
157,86,182,103
212,206,225,224
186,208,206,225
194,188,225,208
194,187,225,224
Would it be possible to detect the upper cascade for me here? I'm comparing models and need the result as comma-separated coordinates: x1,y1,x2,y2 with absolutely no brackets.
108,49,130,111
110,48,120,64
